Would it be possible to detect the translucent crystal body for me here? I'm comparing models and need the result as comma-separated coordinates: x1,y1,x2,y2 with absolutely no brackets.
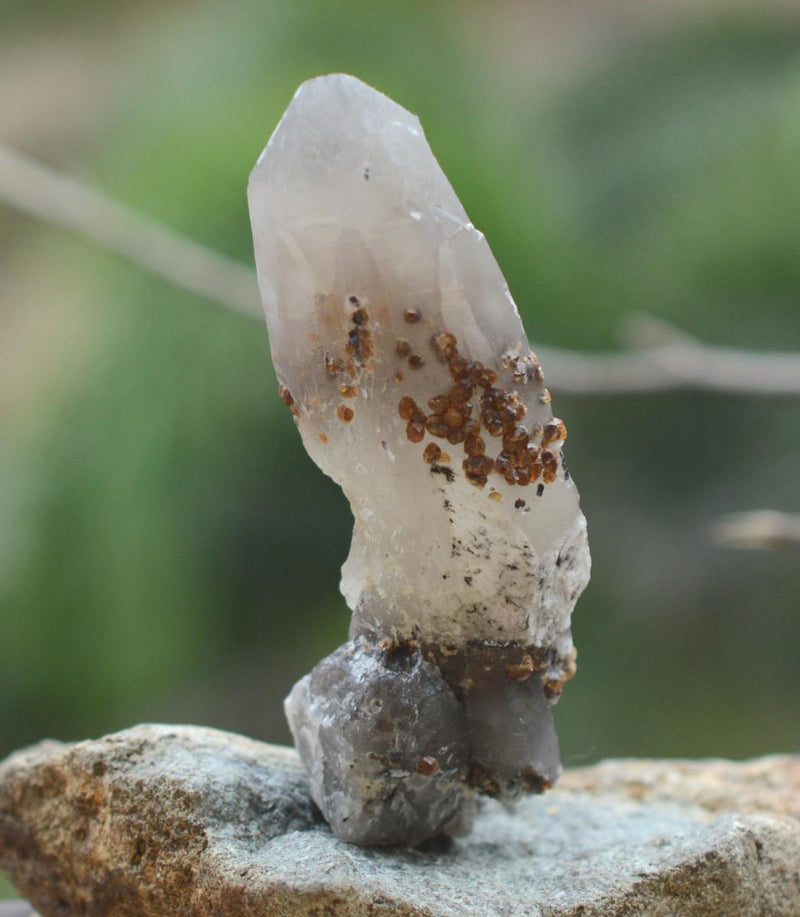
249,74,590,846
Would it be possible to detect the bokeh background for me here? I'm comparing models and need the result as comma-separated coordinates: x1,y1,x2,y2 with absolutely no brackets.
2,0,800,898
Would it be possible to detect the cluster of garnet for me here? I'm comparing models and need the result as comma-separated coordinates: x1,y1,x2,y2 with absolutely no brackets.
398,331,565,490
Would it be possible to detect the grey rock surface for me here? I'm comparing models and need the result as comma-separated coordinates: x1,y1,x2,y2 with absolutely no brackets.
2,724,800,917
0,904,38,917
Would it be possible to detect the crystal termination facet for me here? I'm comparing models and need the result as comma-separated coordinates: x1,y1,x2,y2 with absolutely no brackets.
248,74,590,846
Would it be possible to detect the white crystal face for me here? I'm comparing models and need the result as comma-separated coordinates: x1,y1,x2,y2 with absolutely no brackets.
249,74,590,681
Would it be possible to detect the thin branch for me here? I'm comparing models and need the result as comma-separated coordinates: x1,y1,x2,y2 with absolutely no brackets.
0,143,260,319
711,511,800,551
540,316,800,396
3,143,800,397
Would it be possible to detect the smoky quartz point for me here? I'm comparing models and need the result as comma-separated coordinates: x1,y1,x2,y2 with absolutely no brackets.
248,74,590,846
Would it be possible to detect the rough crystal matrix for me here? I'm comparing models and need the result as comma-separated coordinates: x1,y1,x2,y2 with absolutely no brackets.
248,74,590,846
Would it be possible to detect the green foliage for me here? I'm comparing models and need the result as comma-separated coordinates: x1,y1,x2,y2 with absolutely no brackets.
0,872,17,900
1,2,799,801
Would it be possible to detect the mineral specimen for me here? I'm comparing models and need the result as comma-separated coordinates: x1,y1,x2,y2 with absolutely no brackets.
248,73,590,846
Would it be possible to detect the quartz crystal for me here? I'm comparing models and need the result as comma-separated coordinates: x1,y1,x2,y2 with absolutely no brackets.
248,74,590,846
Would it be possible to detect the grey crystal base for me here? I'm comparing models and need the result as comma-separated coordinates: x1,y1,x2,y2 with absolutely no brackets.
285,638,563,845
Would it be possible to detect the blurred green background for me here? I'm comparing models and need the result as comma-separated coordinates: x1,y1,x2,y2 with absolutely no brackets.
2,0,800,897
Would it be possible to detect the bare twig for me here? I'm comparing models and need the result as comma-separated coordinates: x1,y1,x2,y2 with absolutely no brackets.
540,317,800,396
3,143,800,397
0,143,260,319
711,511,800,551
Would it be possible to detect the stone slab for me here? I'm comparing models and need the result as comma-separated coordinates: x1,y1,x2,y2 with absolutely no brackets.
1,725,799,916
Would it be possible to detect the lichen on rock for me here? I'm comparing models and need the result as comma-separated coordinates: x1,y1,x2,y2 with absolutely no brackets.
248,73,591,845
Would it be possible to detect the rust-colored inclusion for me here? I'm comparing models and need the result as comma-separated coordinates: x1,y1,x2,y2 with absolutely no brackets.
278,384,300,417
395,328,566,492
344,296,374,368
277,298,567,497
